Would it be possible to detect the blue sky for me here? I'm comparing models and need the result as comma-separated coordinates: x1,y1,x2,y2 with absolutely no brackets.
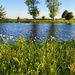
0,0,75,19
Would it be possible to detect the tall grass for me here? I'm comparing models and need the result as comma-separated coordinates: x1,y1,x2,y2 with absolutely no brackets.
0,36,75,75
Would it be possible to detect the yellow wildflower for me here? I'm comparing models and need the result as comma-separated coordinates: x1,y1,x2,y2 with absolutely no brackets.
13,57,19,62
0,53,2,58
0,34,2,37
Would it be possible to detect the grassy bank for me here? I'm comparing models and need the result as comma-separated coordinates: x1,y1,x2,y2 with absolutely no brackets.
0,36,75,75
0,19,75,24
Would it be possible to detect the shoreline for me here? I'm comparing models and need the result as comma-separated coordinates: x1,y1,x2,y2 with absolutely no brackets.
0,19,75,24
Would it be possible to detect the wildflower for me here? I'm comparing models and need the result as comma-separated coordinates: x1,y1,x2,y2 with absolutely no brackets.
34,37,37,39
6,38,9,40
0,53,2,58
34,39,36,42
50,67,54,73
18,68,21,72
50,36,56,40
13,57,19,62
43,55,45,61
10,36,13,39
13,65,15,67
26,59,28,61
69,63,75,72
34,62,39,67
4,66,6,70
21,41,23,43
0,34,2,37
63,62,66,64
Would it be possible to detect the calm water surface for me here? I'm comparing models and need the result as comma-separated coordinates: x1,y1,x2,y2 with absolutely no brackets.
0,23,75,42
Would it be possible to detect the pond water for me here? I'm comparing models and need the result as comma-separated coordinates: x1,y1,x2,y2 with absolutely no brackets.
0,23,75,43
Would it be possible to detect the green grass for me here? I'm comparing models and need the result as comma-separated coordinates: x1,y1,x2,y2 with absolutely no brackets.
0,36,75,75
1,19,75,24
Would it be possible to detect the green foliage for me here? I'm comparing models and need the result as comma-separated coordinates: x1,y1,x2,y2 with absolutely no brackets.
17,17,20,23
46,0,61,20
17,17,20,20
29,7,39,19
62,10,74,20
1,19,75,24
65,12,74,20
0,5,6,19
61,10,68,18
0,36,75,74
25,0,39,19
42,16,45,19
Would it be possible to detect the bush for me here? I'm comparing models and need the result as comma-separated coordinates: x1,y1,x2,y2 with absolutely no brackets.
65,12,74,20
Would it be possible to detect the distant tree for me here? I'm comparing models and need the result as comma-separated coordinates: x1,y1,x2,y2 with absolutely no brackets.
17,17,20,23
0,5,6,19
46,0,61,20
61,10,68,18
42,16,45,19
17,17,20,20
25,0,39,19
65,12,74,20
62,10,74,20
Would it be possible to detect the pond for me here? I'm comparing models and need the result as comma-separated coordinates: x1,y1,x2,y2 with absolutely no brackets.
0,23,75,43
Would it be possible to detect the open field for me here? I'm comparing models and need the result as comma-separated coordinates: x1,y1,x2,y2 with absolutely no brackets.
0,19,75,24
0,36,75,75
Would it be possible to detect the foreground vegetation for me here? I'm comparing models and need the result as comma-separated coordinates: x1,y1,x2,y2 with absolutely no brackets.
0,19,75,24
0,36,75,75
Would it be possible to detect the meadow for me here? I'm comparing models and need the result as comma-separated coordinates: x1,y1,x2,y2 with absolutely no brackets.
0,36,75,75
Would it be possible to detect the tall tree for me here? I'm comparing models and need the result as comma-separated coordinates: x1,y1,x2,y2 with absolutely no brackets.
25,0,39,19
0,5,6,19
61,10,68,19
46,0,61,20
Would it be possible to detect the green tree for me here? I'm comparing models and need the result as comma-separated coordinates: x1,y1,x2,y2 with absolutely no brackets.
25,0,39,19
17,17,20,20
65,12,74,20
46,0,61,20
42,16,45,19
17,17,20,23
0,5,6,19
61,10,68,18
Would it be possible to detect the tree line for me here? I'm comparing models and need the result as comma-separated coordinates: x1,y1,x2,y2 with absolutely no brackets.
0,0,74,20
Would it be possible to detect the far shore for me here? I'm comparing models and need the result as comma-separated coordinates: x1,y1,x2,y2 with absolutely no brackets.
0,19,75,24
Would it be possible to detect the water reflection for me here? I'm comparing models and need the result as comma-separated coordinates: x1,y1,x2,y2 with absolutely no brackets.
29,23,38,42
47,23,58,40
0,23,75,43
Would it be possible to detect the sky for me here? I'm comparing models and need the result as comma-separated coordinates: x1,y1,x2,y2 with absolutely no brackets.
0,0,75,19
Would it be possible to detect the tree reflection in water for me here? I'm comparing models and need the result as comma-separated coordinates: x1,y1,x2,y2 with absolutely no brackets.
47,23,58,40
29,23,38,42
